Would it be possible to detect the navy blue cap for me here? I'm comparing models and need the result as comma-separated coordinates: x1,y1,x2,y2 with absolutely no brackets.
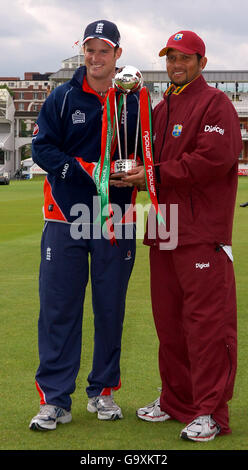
83,20,120,47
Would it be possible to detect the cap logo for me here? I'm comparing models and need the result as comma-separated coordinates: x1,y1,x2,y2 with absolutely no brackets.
174,33,183,41
95,22,104,34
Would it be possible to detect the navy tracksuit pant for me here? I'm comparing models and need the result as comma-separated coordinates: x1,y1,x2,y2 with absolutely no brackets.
35,221,135,411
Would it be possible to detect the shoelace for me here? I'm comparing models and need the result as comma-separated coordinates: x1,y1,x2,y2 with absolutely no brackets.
145,398,160,409
38,405,58,418
99,395,118,408
195,415,211,424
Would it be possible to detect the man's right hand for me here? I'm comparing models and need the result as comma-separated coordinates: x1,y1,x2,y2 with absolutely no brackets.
109,172,134,188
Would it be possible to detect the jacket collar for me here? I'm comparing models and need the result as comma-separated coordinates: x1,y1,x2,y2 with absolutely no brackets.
69,65,121,91
165,74,206,96
70,66,87,88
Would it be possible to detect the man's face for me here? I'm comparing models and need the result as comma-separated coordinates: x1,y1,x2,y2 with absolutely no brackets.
166,48,207,86
84,38,122,82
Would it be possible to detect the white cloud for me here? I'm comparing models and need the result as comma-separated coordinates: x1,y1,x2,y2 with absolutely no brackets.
1,0,248,76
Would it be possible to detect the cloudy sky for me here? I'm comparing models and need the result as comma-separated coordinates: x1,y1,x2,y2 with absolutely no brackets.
1,0,248,78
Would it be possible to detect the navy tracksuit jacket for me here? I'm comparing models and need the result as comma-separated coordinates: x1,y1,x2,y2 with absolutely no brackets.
32,66,139,410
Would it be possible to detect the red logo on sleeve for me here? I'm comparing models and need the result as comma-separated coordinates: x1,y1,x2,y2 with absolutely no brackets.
33,123,39,136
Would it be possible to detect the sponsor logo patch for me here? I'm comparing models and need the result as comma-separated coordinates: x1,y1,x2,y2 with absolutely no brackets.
195,262,210,269
72,110,86,124
204,124,225,135
61,163,69,179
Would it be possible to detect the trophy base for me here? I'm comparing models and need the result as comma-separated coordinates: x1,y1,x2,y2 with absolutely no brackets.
113,159,137,174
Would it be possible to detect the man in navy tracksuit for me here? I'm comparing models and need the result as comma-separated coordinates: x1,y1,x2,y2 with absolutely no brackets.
29,20,139,430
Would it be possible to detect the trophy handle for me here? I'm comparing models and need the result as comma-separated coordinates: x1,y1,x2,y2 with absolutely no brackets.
123,94,128,160
134,97,140,161
114,96,122,160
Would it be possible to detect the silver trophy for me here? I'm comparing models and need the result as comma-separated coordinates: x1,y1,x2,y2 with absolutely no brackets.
113,65,143,174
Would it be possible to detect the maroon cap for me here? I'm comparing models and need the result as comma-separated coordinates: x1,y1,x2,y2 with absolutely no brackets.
159,30,205,57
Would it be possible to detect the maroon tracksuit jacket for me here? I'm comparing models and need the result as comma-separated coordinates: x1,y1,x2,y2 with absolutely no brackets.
144,74,242,434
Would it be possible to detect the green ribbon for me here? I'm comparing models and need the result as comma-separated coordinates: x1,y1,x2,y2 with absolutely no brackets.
94,89,124,238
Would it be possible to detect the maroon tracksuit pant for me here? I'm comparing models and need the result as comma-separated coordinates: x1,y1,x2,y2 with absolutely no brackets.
150,243,237,434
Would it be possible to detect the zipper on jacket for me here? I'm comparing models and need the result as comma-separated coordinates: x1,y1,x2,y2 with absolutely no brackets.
190,194,194,217
156,93,171,204
158,93,171,163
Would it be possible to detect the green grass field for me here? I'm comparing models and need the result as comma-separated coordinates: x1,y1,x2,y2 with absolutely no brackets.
0,177,247,454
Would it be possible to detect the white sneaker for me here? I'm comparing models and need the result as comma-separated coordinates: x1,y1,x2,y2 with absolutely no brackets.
180,415,220,442
29,404,72,431
136,397,171,422
87,393,123,420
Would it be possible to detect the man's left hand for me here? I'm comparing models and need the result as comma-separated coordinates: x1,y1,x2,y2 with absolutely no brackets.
122,166,146,191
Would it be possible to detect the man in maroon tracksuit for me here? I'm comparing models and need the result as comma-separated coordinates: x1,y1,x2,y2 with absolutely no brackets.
124,30,242,441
